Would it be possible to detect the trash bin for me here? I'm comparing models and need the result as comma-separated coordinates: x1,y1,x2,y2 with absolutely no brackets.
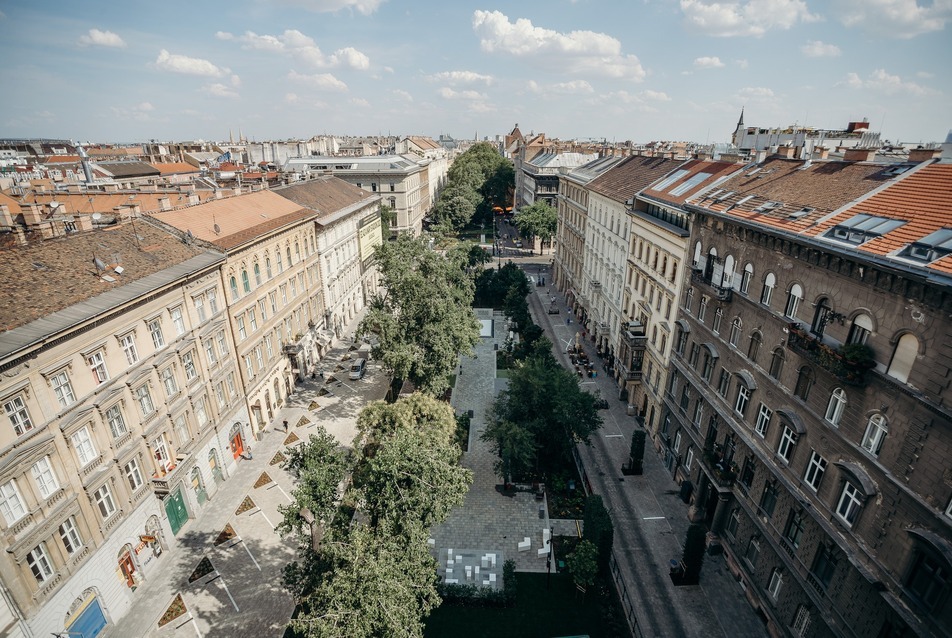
627,404,635,416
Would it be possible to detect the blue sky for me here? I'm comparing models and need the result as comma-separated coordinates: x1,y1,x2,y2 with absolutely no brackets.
1,0,949,145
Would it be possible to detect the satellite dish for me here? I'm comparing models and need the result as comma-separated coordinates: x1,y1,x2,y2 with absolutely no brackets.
213,223,221,234
92,213,102,221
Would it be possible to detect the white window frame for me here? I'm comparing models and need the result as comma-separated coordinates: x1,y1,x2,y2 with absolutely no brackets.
182,351,197,381
836,481,863,527
712,308,723,334
148,318,165,349
207,287,219,314
784,284,803,319
215,381,226,409
684,447,694,471
195,397,208,428
755,403,772,437
777,426,797,463
93,483,116,519
135,384,155,418
105,404,127,439
792,605,811,637
734,385,751,417
87,350,109,384
27,543,54,583
151,434,172,472
236,316,247,341
825,388,847,427
59,516,83,555
161,366,178,397
0,480,27,524
120,333,139,365
125,457,144,492
216,331,228,358
4,394,34,436
204,339,217,367
71,426,97,467
248,308,258,332
31,457,59,499
174,415,190,447
171,306,186,336
226,372,237,398
861,414,887,456
194,294,207,322
803,451,827,491
768,569,783,600
50,371,75,409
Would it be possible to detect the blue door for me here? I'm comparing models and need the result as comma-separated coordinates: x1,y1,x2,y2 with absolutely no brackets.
65,596,107,637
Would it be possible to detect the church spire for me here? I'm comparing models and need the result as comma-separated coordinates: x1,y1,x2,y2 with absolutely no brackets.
736,107,745,129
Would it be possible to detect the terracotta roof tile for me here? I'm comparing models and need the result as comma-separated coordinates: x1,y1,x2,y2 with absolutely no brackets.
152,162,200,175
588,156,687,203
642,159,742,205
274,176,376,217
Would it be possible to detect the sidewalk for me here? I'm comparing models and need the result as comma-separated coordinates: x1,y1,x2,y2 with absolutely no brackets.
525,265,768,638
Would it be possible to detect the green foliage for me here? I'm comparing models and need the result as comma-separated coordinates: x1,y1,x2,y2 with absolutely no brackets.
436,559,517,608
566,540,598,591
839,342,876,367
473,262,531,309
277,428,350,541
378,204,397,241
681,523,707,585
358,235,480,396
629,429,646,474
513,201,557,254
582,495,614,574
435,142,513,234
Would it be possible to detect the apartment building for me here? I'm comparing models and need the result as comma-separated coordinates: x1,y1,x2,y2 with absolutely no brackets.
664,151,951,637
0,213,248,638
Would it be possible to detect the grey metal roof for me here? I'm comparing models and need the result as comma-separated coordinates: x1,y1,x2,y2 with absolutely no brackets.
0,250,225,362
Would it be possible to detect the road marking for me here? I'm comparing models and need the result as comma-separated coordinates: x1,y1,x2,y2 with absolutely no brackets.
643,516,666,520
604,434,624,438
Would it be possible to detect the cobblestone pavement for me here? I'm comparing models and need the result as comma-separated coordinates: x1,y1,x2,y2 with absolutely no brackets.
105,336,389,638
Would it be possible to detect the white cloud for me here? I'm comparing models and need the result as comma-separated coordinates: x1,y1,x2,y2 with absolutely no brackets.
218,30,370,70
428,71,494,85
155,49,226,77
585,89,672,113
285,93,300,104
801,40,842,57
438,87,489,100
110,102,155,121
391,89,413,101
287,70,349,91
840,69,934,95
136,102,154,112
680,0,820,37
230,74,242,87
916,70,935,79
526,80,594,95
694,56,725,69
641,89,672,101
735,58,749,68
349,97,370,107
471,10,646,80
738,86,775,98
832,0,951,38
275,0,385,15
78,28,126,48
203,83,239,98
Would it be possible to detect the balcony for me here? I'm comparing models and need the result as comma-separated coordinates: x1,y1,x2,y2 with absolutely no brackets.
786,324,875,386
702,444,737,487
151,462,182,496
691,268,733,301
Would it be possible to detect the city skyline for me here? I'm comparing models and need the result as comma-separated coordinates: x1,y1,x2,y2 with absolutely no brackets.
1,0,950,145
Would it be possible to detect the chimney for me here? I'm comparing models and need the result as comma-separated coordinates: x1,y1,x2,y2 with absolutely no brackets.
908,146,941,162
215,190,223,199
22,203,43,226
755,150,768,163
844,147,878,162
774,145,796,159
0,204,12,229
75,215,93,232
159,196,172,211
814,146,830,160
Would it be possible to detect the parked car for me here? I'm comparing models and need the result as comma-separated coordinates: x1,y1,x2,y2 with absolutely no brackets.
348,358,367,380
594,397,610,410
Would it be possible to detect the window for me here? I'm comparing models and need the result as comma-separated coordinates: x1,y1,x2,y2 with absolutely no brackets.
31,457,58,499
836,481,864,527
27,543,54,583
745,537,761,568
726,508,740,539
152,434,171,472
689,342,700,367
59,516,83,555
289,277,297,297
847,313,872,345
784,508,806,549
739,457,755,492
276,250,283,273
712,308,723,334
71,426,97,466
207,287,219,314
269,291,278,314
194,294,207,322
258,298,268,322
280,284,288,305
755,403,772,437
253,262,262,285
248,308,258,331
676,329,688,356
286,247,292,267
803,451,827,491
768,569,783,600
825,388,847,426
823,213,904,245
784,283,803,319
698,297,708,322
717,370,731,397
791,605,811,637
794,367,814,400
679,385,692,412
236,316,247,341
125,457,144,492
759,481,779,518
120,334,138,365
692,400,704,428
215,381,226,409
255,346,264,370
226,373,237,397
195,397,208,428
244,355,254,379
861,414,888,456
734,386,751,417
161,367,178,397
229,276,240,301
174,415,190,447
93,483,116,519
242,269,251,293
171,306,186,335
50,371,75,409
87,351,109,384
135,385,155,417
729,318,742,347
204,339,217,366
740,263,753,295
810,544,838,590
216,331,228,358
769,348,785,379
265,256,273,278
685,288,694,312
905,549,952,613
761,273,775,305
702,353,715,382
684,447,694,471
887,333,918,383
105,405,127,439
148,319,165,349
0,480,27,524
182,351,197,381
747,332,762,363
777,426,797,463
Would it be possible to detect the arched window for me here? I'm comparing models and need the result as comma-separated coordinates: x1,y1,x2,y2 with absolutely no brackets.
692,241,702,268
729,317,742,347
811,297,832,337
887,333,919,383
794,367,814,400
847,313,873,345
861,414,887,456
265,255,273,278
698,297,708,322
253,262,262,285
713,308,723,334
761,273,776,306
748,331,762,362
241,269,251,293
294,242,300,262
286,246,293,266
784,283,803,319
722,255,735,288
740,263,754,295
276,249,284,273
229,276,239,301
770,347,785,379
825,388,847,426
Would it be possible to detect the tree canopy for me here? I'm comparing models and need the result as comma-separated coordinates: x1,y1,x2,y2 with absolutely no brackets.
431,142,514,234
513,201,557,254
358,235,480,396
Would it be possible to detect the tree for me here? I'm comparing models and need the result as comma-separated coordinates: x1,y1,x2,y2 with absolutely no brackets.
626,429,646,475
566,540,598,593
378,204,397,241
433,194,476,230
513,201,557,254
481,414,537,486
583,495,614,575
358,235,480,396
482,162,515,210
680,523,707,585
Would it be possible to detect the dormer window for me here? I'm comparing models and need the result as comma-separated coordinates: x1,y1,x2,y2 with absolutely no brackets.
899,228,952,264
823,213,905,245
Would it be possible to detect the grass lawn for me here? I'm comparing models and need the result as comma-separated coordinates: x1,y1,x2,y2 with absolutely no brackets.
424,572,628,638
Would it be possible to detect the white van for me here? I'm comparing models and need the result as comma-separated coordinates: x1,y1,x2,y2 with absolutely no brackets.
348,358,367,380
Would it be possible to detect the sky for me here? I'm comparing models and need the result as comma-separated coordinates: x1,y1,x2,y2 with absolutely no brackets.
1,0,950,146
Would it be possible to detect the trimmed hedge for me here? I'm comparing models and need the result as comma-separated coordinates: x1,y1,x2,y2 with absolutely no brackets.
437,559,517,607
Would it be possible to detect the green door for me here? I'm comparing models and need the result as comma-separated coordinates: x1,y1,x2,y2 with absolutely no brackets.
165,487,188,535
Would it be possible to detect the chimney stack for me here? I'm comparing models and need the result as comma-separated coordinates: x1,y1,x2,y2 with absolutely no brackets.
843,147,878,162
908,146,941,162
774,145,796,159
159,196,172,211
22,203,43,227
75,215,94,232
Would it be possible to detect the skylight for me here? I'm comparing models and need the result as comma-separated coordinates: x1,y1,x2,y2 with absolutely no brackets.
715,191,735,202
669,172,713,196
753,201,784,213
899,228,952,263
787,207,814,219
823,213,906,245
651,169,689,192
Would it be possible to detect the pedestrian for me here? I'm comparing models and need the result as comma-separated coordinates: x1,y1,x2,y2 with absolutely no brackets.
282,420,288,431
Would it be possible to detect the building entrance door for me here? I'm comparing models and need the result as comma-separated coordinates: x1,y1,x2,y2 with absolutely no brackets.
230,430,244,460
164,487,188,535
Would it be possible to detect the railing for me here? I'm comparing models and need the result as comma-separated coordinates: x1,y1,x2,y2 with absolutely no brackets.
609,551,645,638
80,454,105,478
691,269,733,301
786,325,872,387
702,446,737,487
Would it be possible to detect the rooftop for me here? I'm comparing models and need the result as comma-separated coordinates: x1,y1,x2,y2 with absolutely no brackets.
588,155,687,203
275,176,378,218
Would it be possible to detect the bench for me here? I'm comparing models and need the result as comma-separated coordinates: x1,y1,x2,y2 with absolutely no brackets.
518,537,531,552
